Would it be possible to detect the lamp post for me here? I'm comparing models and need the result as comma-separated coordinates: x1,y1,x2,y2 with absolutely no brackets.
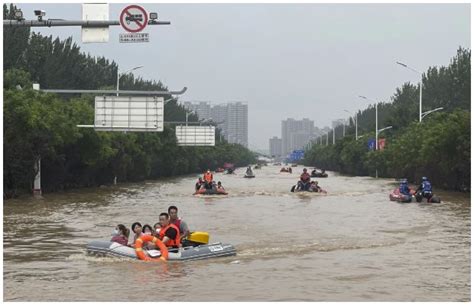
396,61,423,122
421,107,444,121
326,132,328,146
116,65,144,96
344,109,358,140
359,95,392,151
332,128,335,144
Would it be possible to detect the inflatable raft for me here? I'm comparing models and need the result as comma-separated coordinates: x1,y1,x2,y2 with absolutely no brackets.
389,188,413,203
311,171,328,178
194,188,228,195
290,184,327,194
389,189,441,203
87,241,236,261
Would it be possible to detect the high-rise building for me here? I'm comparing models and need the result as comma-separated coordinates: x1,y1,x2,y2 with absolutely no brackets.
226,102,248,147
182,101,248,147
183,101,211,121
281,118,315,156
269,136,282,157
332,119,346,128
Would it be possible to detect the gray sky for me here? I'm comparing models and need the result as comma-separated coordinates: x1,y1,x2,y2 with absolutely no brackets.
13,3,470,150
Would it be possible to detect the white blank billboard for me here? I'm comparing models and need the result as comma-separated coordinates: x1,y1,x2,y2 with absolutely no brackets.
82,3,109,43
94,96,164,132
176,126,215,146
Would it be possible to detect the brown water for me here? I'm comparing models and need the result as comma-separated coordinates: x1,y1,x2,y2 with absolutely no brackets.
3,165,471,301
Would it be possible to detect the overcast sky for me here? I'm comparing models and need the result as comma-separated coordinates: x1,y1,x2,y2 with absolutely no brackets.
13,3,470,150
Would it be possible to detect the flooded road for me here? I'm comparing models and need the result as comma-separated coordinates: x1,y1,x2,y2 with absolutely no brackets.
3,165,470,301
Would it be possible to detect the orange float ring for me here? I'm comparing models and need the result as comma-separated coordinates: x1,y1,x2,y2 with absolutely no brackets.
135,235,168,262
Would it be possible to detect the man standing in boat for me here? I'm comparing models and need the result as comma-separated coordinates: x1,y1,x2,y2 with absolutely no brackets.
203,169,213,189
168,205,190,243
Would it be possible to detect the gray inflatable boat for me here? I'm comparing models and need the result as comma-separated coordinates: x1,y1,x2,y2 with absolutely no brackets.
86,240,236,261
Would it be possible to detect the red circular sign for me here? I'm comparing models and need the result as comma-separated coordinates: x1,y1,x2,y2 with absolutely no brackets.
120,5,148,33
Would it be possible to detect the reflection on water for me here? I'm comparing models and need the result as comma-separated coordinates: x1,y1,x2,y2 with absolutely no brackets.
4,165,471,301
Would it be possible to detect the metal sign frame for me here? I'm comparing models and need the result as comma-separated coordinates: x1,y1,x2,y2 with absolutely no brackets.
176,126,215,146
92,96,164,132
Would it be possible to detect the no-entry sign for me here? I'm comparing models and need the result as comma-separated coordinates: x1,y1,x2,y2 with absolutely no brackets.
120,5,148,33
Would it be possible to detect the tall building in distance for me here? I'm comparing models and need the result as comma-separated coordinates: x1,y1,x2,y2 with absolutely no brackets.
281,118,315,156
183,101,248,147
269,136,282,157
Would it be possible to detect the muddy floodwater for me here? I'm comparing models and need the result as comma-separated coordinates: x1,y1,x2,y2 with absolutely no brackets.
3,165,471,301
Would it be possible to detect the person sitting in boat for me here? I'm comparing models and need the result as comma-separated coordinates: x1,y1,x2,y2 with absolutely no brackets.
195,177,204,191
298,168,311,191
130,222,143,247
217,181,225,191
153,222,161,236
141,224,155,249
158,213,181,248
416,176,433,200
399,178,412,196
168,205,190,243
246,166,253,175
309,181,323,192
311,169,317,176
203,170,213,189
111,224,129,246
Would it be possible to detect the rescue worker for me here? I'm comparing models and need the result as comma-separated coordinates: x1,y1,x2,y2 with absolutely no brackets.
399,178,412,196
298,168,311,191
168,205,190,241
158,212,181,248
416,176,433,200
203,169,213,189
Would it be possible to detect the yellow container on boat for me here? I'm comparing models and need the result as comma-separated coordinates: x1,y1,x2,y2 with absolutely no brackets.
188,231,209,244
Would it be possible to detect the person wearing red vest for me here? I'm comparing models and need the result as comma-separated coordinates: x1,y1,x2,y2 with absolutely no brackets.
158,212,181,248
203,169,213,189
168,205,190,240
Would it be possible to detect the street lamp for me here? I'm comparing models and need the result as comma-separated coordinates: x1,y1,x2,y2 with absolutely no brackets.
421,107,444,121
359,95,392,151
344,109,358,140
396,61,423,122
116,65,144,96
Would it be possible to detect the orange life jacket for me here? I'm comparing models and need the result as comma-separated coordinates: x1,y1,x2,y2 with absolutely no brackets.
159,224,181,247
204,172,213,183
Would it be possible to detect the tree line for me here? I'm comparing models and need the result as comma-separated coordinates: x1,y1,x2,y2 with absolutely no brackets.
3,4,256,198
304,47,470,191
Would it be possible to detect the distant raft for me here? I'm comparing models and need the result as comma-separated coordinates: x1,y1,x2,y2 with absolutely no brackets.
194,188,228,195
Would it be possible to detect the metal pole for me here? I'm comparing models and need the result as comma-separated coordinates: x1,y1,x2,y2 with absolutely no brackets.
332,128,335,145
3,19,171,27
40,87,188,95
419,76,423,122
343,122,345,137
376,103,379,150
326,133,328,146
355,113,358,140
33,157,41,196
116,72,120,97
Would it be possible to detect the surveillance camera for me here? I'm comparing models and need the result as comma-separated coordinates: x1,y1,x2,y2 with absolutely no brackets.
149,12,158,20
34,10,46,16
